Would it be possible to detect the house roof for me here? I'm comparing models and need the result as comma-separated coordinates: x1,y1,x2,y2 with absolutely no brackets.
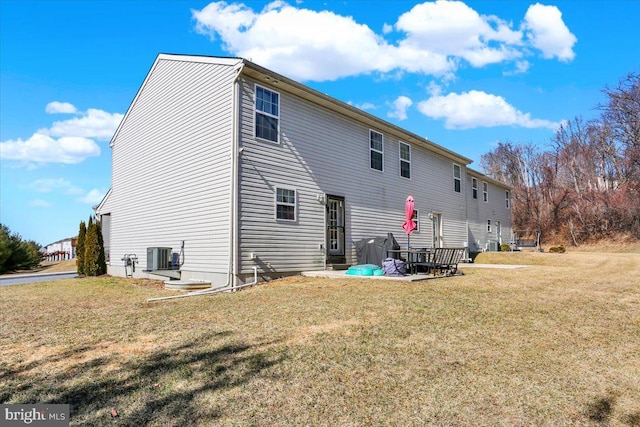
94,188,113,215
467,167,512,190
111,53,472,165
239,57,473,165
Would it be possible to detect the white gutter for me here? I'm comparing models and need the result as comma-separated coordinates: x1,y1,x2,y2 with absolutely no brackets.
147,61,248,303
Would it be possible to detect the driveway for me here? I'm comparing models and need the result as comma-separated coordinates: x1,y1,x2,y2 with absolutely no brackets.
0,271,77,286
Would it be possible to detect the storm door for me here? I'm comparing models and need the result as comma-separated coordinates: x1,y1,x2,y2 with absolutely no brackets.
326,195,346,264
432,213,443,248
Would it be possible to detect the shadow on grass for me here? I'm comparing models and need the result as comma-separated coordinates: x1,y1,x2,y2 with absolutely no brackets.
584,392,640,426
3,331,285,426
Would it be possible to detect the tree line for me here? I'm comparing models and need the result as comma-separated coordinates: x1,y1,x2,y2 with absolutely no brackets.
0,224,42,274
481,71,640,245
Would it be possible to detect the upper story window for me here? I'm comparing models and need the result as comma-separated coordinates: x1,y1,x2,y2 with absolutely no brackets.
483,182,489,202
472,178,478,199
505,190,511,208
453,164,461,193
275,187,296,221
370,130,383,171
399,142,411,179
487,219,492,232
255,85,279,143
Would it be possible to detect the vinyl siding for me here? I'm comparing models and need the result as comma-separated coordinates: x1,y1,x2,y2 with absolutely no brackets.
108,57,237,277
466,171,512,252
237,76,468,273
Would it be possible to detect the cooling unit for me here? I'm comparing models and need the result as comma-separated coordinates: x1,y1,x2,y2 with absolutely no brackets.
147,247,172,270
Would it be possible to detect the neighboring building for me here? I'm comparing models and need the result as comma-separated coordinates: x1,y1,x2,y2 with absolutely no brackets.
96,54,512,286
45,237,77,261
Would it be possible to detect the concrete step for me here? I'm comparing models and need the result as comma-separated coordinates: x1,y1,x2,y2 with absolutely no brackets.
164,280,211,291
326,264,350,271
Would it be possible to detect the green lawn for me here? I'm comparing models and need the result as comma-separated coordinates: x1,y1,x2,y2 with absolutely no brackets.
1,251,639,426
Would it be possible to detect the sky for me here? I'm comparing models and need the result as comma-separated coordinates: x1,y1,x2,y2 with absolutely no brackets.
1,0,639,247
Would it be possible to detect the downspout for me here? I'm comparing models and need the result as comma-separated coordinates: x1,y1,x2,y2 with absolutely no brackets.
147,61,247,303
231,62,244,291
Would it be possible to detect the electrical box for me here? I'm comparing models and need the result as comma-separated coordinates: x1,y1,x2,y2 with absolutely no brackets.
147,247,172,270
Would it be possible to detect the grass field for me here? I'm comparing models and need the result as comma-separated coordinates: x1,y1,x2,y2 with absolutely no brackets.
1,250,639,426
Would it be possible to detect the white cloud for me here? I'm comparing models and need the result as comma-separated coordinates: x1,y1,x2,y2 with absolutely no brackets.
192,0,575,82
0,133,101,164
30,178,84,195
77,189,107,205
352,102,376,111
395,1,523,67
387,96,413,121
503,60,531,76
523,3,576,62
2,103,122,166
31,178,72,193
45,101,78,114
29,199,52,208
41,108,124,141
417,90,560,129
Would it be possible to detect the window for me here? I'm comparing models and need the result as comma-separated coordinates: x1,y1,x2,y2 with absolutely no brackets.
370,130,383,171
453,164,461,193
399,142,411,179
505,190,511,208
412,209,420,232
275,187,296,221
483,182,488,202
255,85,279,143
487,219,492,233
472,178,478,199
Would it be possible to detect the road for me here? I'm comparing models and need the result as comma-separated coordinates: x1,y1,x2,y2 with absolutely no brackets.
0,272,77,286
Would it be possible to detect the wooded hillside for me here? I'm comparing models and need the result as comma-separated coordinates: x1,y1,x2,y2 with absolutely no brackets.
481,72,640,245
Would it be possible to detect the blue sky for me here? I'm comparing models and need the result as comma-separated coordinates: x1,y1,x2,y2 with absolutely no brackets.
1,0,639,246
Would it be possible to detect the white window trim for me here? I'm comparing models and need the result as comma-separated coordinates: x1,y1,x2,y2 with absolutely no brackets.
487,219,492,233
254,84,280,144
483,181,489,203
453,164,462,193
472,178,478,199
399,141,411,179
505,190,511,209
412,209,420,232
369,129,384,172
275,186,297,222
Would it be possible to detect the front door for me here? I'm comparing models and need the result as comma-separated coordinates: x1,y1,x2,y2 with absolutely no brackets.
326,195,346,264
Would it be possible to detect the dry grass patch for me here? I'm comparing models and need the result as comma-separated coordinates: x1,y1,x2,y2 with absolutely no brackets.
1,252,639,426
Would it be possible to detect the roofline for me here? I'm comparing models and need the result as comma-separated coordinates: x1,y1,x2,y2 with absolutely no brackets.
94,188,113,214
240,58,472,165
112,53,472,164
467,167,512,190
109,54,243,147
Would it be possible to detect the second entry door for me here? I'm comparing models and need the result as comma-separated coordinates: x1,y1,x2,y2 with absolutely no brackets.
326,195,346,264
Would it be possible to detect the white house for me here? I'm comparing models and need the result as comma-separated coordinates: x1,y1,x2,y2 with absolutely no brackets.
45,237,76,261
96,54,512,287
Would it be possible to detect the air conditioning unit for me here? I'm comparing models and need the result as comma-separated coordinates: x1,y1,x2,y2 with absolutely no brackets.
147,247,172,270
488,241,499,252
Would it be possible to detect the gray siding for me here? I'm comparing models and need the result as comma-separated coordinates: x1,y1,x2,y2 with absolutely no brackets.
107,57,238,279
466,171,512,252
238,77,469,273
